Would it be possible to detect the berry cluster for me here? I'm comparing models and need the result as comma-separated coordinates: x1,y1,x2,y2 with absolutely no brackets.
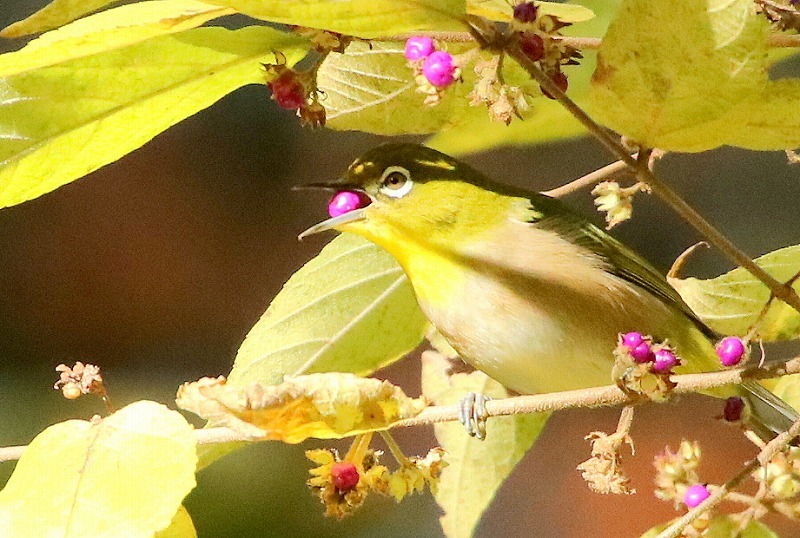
307,445,446,518
512,1,580,99
404,37,458,88
620,332,680,374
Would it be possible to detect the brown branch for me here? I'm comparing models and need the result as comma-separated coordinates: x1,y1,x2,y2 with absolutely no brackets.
396,357,800,428
3,358,800,463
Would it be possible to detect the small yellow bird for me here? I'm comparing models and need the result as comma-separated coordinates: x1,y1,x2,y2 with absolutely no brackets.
300,143,795,440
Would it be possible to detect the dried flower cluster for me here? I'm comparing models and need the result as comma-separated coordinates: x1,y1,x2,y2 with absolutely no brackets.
306,437,445,518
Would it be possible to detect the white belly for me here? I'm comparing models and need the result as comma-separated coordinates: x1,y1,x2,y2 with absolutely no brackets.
421,269,713,394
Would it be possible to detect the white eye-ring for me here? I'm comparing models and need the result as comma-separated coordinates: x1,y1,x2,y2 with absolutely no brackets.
378,166,413,198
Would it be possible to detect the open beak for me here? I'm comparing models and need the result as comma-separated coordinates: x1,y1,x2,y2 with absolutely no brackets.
296,180,370,240
298,207,367,240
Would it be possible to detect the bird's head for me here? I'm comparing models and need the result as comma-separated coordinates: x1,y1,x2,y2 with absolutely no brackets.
299,144,519,257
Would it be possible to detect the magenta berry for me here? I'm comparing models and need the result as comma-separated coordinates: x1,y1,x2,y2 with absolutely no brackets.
331,461,360,491
513,2,539,23
519,32,544,62
723,396,745,422
405,36,435,61
622,332,644,348
328,191,369,218
652,348,678,373
684,484,710,508
716,336,746,367
422,51,456,88
629,341,653,363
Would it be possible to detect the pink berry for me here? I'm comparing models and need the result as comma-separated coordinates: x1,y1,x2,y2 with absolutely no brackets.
331,461,360,491
513,2,539,23
716,336,746,367
630,341,653,363
622,332,644,348
404,36,435,61
652,349,678,373
723,396,745,422
328,191,369,218
422,51,456,88
684,484,710,508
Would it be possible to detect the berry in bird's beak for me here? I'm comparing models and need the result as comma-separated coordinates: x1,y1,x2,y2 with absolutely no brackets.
328,190,370,218
298,190,370,240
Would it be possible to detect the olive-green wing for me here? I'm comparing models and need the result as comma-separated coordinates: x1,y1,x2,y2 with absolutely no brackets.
527,193,717,339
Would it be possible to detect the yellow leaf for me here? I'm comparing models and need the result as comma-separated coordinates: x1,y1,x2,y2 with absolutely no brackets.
2,1,236,67
155,506,197,538
0,401,197,538
177,374,427,443
467,0,594,24
0,24,308,208
194,0,466,39
3,0,118,37
589,0,800,152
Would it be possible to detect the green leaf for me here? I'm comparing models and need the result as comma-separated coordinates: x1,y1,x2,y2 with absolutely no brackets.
155,506,197,538
428,0,618,155
318,41,479,135
668,245,800,341
0,401,197,538
198,0,466,39
421,351,549,538
228,233,428,386
589,0,800,152
0,25,308,208
642,515,778,538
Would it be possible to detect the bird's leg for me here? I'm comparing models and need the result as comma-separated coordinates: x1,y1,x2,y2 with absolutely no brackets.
458,392,492,440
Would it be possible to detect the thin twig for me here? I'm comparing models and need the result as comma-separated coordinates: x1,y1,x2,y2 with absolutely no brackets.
503,39,800,315
543,158,631,197
655,416,800,538
616,405,635,439
379,33,800,49
380,431,412,466
3,358,800,463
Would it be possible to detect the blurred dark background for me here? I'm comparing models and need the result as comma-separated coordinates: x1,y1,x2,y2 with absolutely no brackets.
2,2,800,537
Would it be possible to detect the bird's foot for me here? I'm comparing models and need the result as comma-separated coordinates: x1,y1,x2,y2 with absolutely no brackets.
458,392,492,440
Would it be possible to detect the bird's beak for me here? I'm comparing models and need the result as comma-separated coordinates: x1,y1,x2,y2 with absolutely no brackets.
295,179,369,240
298,207,368,240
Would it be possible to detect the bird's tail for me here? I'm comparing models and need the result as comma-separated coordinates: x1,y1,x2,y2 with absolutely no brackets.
740,381,799,442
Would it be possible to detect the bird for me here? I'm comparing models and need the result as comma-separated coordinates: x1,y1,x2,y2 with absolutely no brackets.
299,143,796,441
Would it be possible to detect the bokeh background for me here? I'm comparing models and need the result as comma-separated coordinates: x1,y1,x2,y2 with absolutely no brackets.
2,2,800,536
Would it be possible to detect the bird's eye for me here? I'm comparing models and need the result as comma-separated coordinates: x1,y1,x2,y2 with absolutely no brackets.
379,166,413,198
